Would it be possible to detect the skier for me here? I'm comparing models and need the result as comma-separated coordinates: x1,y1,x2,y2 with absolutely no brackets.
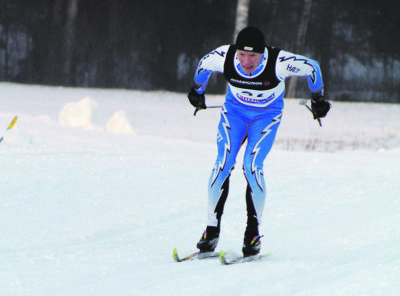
188,26,330,257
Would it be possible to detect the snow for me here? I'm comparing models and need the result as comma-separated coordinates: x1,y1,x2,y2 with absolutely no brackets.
1,82,399,296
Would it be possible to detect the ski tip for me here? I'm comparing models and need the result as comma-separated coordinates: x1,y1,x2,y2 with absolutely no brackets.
219,251,226,264
173,248,181,262
219,250,271,265
219,251,233,265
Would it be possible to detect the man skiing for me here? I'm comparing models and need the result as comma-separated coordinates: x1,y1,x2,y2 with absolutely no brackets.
188,26,330,257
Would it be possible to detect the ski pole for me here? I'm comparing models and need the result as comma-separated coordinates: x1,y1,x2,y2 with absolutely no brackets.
194,105,223,116
299,99,322,127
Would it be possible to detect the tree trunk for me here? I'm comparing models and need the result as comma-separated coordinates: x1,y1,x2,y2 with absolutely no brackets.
45,0,65,84
233,0,251,42
100,1,119,87
287,0,312,98
265,0,279,42
317,0,334,99
1,0,9,79
63,0,79,85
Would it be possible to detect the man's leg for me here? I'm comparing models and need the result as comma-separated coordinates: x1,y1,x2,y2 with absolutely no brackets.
197,106,247,252
242,112,282,255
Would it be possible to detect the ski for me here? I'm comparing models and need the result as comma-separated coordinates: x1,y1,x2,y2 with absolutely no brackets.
219,250,272,265
172,248,219,262
0,115,18,143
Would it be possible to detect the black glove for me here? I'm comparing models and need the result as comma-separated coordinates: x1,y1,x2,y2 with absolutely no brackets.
188,87,206,109
311,93,331,119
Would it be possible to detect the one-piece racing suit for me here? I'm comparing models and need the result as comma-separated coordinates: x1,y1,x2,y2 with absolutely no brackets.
194,44,324,236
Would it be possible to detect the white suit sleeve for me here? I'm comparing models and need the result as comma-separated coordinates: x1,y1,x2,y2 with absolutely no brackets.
194,45,229,94
276,50,324,95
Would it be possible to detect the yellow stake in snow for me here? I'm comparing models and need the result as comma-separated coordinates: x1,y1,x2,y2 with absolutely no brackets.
0,115,18,143
8,116,18,130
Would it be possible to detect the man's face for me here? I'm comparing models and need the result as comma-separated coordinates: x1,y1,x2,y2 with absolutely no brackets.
237,50,263,74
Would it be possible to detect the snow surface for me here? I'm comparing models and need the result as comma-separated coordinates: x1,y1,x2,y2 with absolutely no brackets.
1,82,399,296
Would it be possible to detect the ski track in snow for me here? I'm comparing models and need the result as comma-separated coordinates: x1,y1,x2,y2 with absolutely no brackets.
0,82,399,296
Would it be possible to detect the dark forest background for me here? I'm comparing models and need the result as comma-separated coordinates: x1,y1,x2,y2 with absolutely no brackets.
1,0,399,102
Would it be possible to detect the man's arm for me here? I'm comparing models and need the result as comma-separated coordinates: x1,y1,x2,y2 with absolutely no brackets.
276,51,330,120
193,45,229,94
276,50,324,97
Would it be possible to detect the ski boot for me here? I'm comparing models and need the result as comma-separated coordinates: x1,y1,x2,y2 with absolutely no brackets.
196,227,219,252
242,235,264,257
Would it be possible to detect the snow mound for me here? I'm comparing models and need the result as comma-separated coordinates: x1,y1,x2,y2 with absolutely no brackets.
106,111,136,135
58,97,98,130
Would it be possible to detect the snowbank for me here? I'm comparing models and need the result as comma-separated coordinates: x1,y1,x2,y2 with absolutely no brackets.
106,111,136,135
58,96,98,130
57,96,136,135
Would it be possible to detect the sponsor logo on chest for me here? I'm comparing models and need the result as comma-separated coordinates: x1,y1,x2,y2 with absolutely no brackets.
236,92,275,105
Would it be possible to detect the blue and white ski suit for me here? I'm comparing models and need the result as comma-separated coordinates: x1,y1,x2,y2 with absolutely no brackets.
194,44,324,233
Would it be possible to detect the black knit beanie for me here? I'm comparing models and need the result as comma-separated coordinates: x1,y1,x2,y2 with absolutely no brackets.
235,26,265,54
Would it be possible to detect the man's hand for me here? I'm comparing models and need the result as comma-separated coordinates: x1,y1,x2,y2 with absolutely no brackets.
311,93,331,119
188,87,206,109
311,100,331,119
